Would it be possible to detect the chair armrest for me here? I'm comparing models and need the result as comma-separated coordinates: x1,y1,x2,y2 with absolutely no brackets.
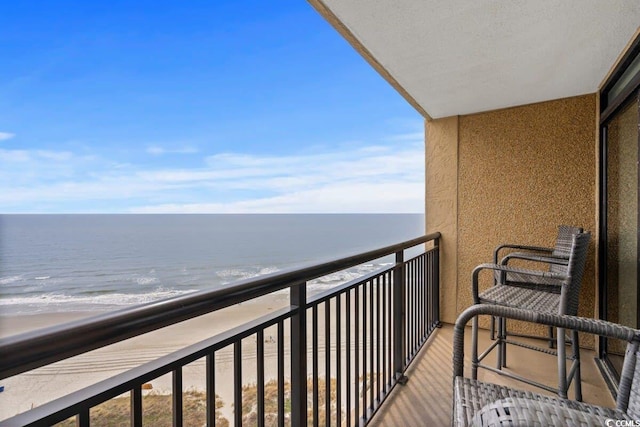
500,252,570,266
452,304,639,378
472,263,565,303
493,243,554,264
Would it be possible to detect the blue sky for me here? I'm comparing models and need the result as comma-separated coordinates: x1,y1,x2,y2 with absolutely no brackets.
0,1,423,213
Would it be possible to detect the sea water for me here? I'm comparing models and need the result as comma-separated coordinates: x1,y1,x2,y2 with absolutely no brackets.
0,214,424,315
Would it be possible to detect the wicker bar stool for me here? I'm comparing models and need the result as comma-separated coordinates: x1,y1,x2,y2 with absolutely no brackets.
489,225,584,343
471,232,591,400
453,305,639,427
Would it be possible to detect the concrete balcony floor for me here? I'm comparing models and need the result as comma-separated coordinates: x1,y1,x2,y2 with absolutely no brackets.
369,324,616,426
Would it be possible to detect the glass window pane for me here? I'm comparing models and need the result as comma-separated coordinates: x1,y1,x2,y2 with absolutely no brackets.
606,97,639,366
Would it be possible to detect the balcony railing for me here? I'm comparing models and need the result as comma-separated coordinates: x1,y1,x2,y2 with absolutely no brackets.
0,233,441,427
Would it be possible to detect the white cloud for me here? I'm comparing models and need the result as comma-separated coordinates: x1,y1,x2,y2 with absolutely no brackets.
386,131,424,142
131,181,424,214
131,142,424,213
146,145,198,155
0,129,425,213
0,132,15,141
0,149,31,162
35,150,73,161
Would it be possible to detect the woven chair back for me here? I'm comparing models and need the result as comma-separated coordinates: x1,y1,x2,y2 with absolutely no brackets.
549,225,583,274
561,231,590,316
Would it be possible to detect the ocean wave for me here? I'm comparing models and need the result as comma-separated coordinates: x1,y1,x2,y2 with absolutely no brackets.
0,288,198,313
134,276,159,286
1,262,391,313
307,262,391,291
216,266,281,283
0,275,24,285
311,271,363,285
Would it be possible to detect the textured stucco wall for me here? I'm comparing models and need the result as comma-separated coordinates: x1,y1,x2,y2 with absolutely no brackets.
425,116,459,324
426,94,598,334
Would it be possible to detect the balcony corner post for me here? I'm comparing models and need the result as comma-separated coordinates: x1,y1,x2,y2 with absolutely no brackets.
290,282,307,427
434,236,441,326
393,250,406,379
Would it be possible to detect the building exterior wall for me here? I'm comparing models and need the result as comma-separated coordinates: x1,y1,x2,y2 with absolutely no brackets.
426,94,598,331
425,116,459,324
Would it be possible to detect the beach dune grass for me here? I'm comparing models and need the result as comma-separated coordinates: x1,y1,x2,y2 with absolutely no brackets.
241,377,340,426
54,391,228,427
52,376,347,427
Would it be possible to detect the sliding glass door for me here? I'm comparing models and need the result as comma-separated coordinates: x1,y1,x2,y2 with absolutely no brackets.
599,36,640,389
601,93,639,375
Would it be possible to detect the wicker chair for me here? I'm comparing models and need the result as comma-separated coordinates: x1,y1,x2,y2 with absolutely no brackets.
493,225,583,276
453,304,639,427
471,232,591,400
490,225,584,342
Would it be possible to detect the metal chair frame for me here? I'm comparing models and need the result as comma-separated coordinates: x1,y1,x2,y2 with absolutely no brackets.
472,232,591,400
453,304,640,427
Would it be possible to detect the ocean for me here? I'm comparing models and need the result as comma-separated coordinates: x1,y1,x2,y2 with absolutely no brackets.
0,214,424,315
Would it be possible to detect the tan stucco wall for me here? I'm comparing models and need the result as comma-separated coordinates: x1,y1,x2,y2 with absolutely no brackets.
425,116,459,323
426,94,598,332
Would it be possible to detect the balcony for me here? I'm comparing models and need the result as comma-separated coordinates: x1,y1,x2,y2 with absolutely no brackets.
0,233,616,426
0,234,440,426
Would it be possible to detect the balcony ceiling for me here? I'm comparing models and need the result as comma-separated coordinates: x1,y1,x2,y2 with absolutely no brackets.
311,0,640,119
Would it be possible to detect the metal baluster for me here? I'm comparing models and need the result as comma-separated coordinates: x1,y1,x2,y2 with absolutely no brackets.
393,250,406,381
354,286,360,424
313,305,319,427
387,271,392,390
346,290,352,427
382,272,387,394
290,283,307,427
434,238,440,325
336,294,342,427
369,277,374,411
234,341,242,427
77,407,89,427
277,321,284,427
427,250,433,329
325,300,331,427
206,352,216,427
362,282,367,418
131,385,142,427
376,274,381,400
173,367,183,427
257,330,265,427
412,258,417,355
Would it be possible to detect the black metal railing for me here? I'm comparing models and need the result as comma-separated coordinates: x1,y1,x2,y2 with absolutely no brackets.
0,233,440,427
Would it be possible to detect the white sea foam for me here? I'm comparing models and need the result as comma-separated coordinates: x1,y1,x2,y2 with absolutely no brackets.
216,266,281,284
258,266,280,275
134,276,159,285
0,288,198,313
0,275,23,285
307,262,390,291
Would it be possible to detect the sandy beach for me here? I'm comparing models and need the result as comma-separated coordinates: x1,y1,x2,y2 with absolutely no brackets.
0,293,299,422
0,291,354,423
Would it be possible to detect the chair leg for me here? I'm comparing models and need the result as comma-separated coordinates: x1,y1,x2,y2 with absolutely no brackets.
548,326,555,348
557,326,568,399
500,317,507,368
495,316,502,369
572,329,582,401
472,315,479,379
490,315,495,340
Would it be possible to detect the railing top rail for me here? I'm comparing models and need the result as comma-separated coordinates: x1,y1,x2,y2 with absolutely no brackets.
0,232,440,380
